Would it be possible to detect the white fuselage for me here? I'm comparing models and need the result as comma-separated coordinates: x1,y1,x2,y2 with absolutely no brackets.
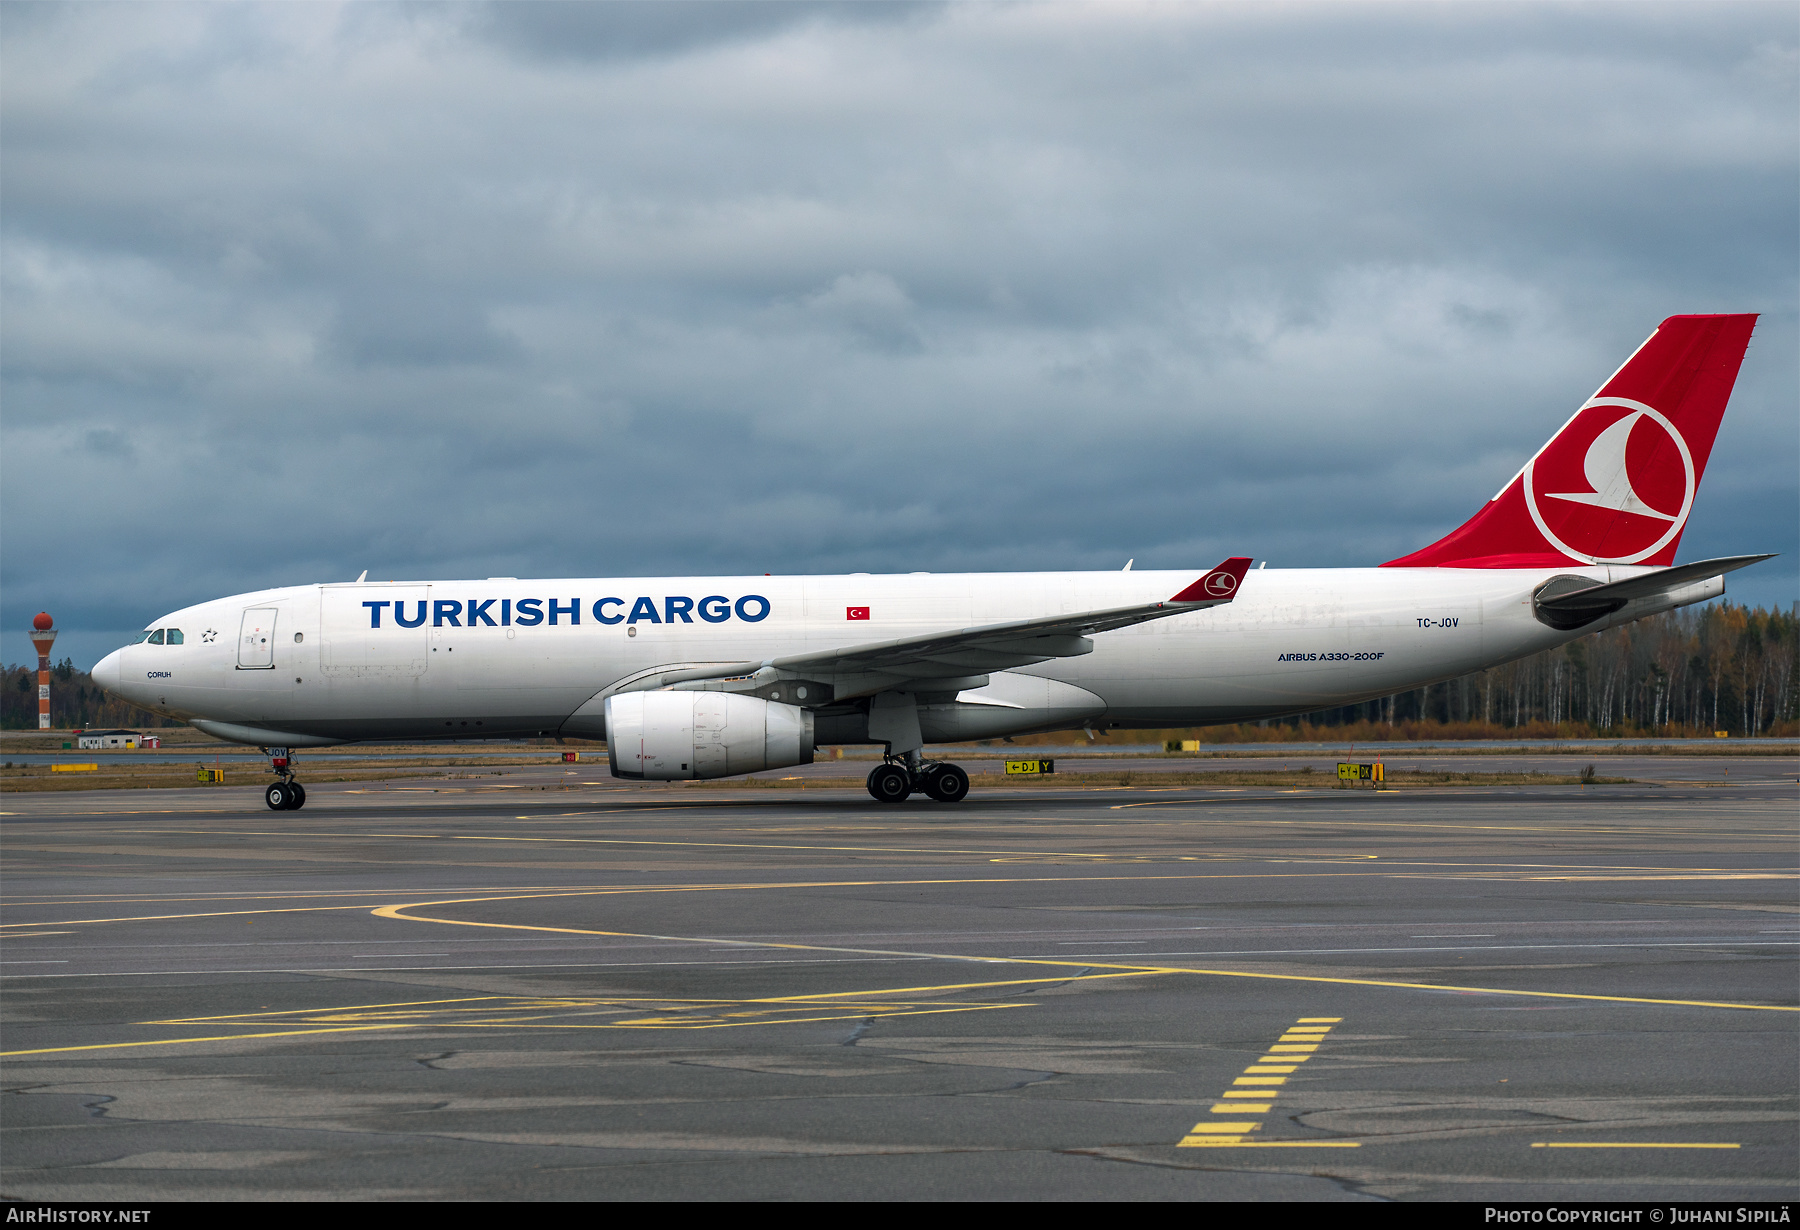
94,564,1716,747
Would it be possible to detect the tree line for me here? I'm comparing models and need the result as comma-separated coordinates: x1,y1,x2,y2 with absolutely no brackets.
1,658,186,731
6,601,1795,737
1224,600,1798,741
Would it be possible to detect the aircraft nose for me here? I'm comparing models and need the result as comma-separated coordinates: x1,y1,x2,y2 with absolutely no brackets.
93,649,123,692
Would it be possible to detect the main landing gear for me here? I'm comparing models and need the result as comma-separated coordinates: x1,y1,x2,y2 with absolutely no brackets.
262,746,307,811
866,755,970,804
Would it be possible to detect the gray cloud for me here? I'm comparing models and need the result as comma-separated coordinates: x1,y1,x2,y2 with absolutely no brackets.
467,0,938,63
2,2,1794,667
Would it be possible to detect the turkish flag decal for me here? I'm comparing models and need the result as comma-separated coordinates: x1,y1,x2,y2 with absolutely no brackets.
846,606,870,620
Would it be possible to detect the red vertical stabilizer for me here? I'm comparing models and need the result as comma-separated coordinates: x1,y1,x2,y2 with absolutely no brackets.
1384,314,1757,568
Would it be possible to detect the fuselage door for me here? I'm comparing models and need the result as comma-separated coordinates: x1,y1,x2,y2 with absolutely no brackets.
321,586,430,679
238,608,278,669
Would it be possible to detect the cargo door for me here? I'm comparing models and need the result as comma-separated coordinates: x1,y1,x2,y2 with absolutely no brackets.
321,587,430,678
237,608,277,669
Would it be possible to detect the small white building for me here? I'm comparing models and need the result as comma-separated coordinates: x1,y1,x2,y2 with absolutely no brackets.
77,729,160,750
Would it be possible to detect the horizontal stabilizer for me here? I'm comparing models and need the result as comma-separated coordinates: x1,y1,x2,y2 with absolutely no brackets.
1532,554,1774,630
1535,554,1775,610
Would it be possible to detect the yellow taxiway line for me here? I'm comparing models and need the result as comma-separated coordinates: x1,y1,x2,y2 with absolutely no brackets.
1530,1142,1740,1149
371,892,1799,1013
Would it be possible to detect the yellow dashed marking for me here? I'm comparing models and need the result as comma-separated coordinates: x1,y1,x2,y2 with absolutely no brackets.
1180,1016,1358,1148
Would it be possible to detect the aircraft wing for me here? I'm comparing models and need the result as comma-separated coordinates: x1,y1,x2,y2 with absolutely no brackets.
638,557,1253,699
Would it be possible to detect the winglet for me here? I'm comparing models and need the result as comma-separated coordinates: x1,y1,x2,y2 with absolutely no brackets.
1169,557,1254,603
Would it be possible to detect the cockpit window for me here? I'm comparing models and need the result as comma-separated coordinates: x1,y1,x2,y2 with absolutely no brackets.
165,629,184,645
147,629,165,645
132,630,153,644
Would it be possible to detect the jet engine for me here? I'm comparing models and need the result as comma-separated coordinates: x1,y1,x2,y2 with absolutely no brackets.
605,690,814,780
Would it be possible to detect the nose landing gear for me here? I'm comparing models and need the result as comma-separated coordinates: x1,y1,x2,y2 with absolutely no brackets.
264,780,307,810
262,746,307,810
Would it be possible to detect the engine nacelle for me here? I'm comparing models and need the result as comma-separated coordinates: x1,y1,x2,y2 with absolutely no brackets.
604,691,814,780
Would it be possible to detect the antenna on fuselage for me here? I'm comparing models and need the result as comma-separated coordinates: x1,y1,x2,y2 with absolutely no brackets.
1122,559,1133,571
355,570,368,583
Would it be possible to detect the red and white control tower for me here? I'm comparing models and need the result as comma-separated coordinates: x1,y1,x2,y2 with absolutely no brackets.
29,612,56,730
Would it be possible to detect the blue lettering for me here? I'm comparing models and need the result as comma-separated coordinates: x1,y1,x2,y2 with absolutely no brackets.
594,597,625,626
628,596,661,625
665,596,695,624
394,601,427,628
549,598,579,626
515,599,544,626
735,594,770,623
698,595,731,623
363,600,390,628
434,600,463,627
501,598,511,626
466,598,497,627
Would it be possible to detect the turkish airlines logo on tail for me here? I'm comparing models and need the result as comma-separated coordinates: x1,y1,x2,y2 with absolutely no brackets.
1201,571,1238,597
1523,397,1695,564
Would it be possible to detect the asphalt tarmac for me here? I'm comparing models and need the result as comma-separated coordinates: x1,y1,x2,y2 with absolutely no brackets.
2,759,1795,1202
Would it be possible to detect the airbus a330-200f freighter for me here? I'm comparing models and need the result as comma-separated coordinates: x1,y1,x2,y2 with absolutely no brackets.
94,314,1774,810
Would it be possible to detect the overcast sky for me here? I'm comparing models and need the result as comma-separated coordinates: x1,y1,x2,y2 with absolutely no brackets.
3,1,1795,668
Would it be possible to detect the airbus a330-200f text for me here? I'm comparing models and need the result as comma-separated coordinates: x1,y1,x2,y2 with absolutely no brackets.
94,313,1774,810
